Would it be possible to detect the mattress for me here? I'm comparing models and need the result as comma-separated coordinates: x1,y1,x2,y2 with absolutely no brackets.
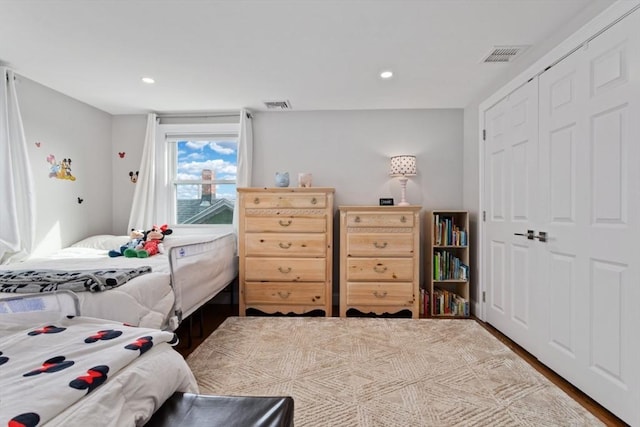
0,227,238,330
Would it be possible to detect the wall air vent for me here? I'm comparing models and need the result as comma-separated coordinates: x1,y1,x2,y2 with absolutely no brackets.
482,45,529,63
263,100,291,110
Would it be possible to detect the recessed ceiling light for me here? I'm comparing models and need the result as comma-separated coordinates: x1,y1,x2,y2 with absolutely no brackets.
141,77,155,84
380,70,393,79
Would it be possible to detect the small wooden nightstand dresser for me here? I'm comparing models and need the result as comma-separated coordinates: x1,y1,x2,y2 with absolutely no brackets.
238,187,334,316
339,205,420,318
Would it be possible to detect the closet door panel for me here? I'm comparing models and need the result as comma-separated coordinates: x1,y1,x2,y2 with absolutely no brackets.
538,9,640,424
484,79,539,355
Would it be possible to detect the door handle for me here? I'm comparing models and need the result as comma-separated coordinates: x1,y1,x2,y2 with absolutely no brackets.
514,230,534,240
533,231,547,242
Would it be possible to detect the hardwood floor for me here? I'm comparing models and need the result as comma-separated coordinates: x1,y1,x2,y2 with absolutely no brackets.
175,304,628,426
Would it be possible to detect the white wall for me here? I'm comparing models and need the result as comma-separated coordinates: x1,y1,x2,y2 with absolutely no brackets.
252,109,463,210
18,76,113,255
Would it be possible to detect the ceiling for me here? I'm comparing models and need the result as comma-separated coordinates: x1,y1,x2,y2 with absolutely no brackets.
0,0,616,115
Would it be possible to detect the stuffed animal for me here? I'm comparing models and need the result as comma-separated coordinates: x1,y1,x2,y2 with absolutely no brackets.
108,228,144,257
124,224,173,258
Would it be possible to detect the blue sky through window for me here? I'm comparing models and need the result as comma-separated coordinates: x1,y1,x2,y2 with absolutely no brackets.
176,139,237,200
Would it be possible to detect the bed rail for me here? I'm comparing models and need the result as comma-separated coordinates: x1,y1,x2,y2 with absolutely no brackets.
0,290,80,316
168,234,237,330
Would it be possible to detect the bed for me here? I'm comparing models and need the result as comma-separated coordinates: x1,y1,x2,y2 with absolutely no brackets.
0,292,199,426
0,227,238,331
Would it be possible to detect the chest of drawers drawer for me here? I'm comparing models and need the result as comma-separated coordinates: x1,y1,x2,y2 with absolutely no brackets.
345,282,414,306
346,257,414,281
244,282,326,305
244,233,327,257
345,233,415,257
243,192,327,209
344,212,415,228
244,216,326,233
245,257,326,282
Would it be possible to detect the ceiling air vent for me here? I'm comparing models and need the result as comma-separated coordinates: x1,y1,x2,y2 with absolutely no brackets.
482,45,529,63
264,100,291,110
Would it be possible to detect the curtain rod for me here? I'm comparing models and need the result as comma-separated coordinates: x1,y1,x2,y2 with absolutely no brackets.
157,111,241,119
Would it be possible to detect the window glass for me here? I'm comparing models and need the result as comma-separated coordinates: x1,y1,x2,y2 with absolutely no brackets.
173,138,237,224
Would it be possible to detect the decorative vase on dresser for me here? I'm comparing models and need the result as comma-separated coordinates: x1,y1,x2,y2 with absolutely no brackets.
237,187,335,316
339,205,421,318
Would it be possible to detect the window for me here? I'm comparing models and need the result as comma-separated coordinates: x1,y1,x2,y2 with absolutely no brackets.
158,122,240,225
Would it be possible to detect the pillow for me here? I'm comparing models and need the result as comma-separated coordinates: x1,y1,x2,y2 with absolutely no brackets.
71,235,131,251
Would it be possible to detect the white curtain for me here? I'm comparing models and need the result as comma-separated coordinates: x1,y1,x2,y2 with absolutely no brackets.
0,68,36,264
233,109,253,233
127,113,158,232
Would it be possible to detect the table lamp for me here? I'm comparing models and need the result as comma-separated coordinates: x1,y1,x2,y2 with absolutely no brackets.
389,155,417,206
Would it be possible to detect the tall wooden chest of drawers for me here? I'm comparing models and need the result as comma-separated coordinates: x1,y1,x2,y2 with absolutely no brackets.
339,206,420,318
238,188,335,316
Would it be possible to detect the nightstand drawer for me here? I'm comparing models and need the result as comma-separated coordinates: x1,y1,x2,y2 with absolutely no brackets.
244,233,326,257
346,233,415,257
345,282,414,306
346,258,414,281
345,212,414,228
244,192,327,209
244,282,326,305
245,216,327,233
245,257,326,282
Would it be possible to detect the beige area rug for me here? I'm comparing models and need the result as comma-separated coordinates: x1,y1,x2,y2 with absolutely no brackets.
187,317,602,427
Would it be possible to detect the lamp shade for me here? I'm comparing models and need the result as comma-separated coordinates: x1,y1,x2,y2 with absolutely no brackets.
389,155,417,176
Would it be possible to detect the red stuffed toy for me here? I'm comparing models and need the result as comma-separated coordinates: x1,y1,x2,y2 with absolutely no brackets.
124,224,173,258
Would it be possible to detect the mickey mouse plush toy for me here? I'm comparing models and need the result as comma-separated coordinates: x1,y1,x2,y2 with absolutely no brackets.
108,228,144,257
124,224,172,258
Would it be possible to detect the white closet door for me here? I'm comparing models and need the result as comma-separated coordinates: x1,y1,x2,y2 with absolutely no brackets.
484,79,540,355
538,10,640,424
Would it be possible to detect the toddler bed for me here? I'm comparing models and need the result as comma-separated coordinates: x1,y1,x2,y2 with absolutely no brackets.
0,227,238,330
0,292,199,426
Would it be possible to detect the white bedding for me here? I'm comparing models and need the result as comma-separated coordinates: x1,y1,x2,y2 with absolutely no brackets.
0,227,238,330
0,312,198,426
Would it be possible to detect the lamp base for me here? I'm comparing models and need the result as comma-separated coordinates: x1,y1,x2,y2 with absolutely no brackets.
397,177,410,206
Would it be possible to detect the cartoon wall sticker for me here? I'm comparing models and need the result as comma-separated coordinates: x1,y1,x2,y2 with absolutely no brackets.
129,171,139,183
118,152,125,158
35,142,41,148
77,197,84,204
46,154,76,181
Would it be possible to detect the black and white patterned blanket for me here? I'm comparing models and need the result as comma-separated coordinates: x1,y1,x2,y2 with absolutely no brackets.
0,267,152,293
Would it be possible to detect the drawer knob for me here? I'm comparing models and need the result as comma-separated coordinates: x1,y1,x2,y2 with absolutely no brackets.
278,266,292,274
354,216,361,223
373,241,388,249
254,197,260,204
277,291,291,299
279,219,292,227
400,216,407,223
310,197,317,205
279,242,292,249
373,290,388,298
373,264,387,273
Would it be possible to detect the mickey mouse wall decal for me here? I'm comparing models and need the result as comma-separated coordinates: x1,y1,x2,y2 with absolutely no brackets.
35,142,41,148
77,197,84,204
129,171,139,183
118,152,126,158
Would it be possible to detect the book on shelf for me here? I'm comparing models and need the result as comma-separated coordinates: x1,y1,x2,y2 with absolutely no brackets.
432,287,469,317
433,215,467,247
433,251,470,281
